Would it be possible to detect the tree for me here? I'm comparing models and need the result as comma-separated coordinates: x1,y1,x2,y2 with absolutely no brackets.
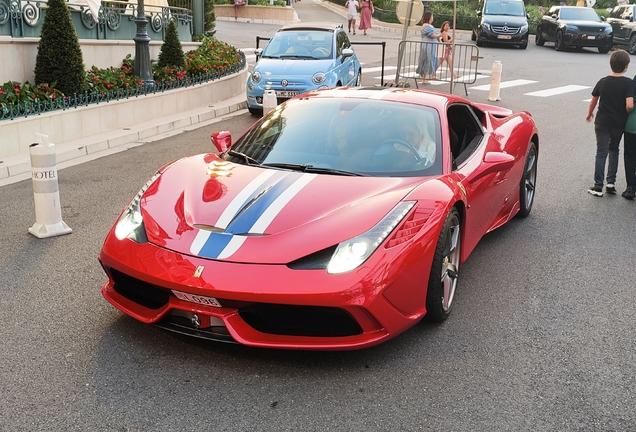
157,20,185,68
205,0,216,37
34,0,86,95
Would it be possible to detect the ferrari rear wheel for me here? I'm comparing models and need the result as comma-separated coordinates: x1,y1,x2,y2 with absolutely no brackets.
517,141,537,218
425,207,461,322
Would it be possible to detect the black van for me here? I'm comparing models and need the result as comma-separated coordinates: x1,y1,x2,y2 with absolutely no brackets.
472,0,530,49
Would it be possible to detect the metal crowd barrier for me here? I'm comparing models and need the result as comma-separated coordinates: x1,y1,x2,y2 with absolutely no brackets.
394,40,481,95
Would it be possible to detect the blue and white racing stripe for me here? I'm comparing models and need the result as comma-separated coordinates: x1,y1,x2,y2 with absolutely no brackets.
190,171,317,259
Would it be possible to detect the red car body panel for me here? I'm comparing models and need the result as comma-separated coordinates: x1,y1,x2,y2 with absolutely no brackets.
99,87,539,350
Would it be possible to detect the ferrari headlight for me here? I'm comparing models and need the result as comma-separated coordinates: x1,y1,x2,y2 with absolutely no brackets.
327,201,416,274
251,71,262,84
114,173,160,242
312,72,326,85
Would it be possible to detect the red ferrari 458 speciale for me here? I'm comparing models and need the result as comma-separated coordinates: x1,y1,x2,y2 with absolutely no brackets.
99,87,538,350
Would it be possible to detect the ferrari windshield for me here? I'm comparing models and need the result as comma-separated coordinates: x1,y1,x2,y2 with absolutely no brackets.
226,96,443,177
261,30,334,59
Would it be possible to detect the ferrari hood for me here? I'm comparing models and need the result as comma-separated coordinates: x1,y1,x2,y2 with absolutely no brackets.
254,58,335,75
140,155,425,264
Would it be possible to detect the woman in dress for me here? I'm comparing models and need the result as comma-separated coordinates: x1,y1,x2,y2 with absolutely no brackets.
358,0,374,36
437,21,458,79
415,11,441,84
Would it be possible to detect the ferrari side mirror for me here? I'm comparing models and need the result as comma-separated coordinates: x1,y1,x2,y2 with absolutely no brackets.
211,131,232,153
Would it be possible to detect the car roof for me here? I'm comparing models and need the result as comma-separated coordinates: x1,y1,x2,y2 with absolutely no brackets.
278,22,344,32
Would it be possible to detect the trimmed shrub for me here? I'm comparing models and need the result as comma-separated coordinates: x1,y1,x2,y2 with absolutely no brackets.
205,0,217,37
34,0,86,95
158,20,185,69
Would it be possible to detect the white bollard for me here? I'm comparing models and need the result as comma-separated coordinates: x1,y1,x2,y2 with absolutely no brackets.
28,133,72,238
487,61,503,102
262,90,277,116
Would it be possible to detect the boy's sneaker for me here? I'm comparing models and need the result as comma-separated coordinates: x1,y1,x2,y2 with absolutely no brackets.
605,183,617,194
621,187,636,200
587,186,603,197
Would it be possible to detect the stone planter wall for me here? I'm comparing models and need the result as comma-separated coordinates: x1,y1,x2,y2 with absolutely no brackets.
214,5,296,23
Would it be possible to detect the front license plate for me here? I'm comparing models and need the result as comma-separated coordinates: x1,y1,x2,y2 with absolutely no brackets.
275,90,299,98
587,36,595,40
172,290,222,307
497,35,512,39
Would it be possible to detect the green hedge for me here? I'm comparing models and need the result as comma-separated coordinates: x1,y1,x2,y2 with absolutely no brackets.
326,0,618,35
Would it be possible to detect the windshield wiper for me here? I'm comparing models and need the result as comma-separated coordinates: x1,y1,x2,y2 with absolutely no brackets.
227,150,260,166
262,163,367,177
279,55,315,60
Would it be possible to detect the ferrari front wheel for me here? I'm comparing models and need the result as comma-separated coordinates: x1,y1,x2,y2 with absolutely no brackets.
425,207,461,322
517,141,537,218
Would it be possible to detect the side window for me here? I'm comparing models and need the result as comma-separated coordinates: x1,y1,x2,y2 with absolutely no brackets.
341,32,352,49
447,104,485,169
336,32,346,57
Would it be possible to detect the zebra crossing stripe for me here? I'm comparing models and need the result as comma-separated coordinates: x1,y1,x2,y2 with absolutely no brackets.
524,85,591,97
470,79,538,91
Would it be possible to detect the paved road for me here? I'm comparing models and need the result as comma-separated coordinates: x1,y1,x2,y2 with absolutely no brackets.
2,2,636,430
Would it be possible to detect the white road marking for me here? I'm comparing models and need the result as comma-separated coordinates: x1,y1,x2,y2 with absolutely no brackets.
470,79,538,91
524,85,591,97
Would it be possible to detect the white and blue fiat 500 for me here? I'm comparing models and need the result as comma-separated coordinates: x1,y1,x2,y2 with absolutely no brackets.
246,22,362,115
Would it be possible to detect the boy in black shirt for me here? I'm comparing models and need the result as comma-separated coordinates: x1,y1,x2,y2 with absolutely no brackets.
585,49,634,197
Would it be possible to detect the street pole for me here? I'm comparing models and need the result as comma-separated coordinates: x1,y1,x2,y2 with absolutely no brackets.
393,0,415,86
134,0,154,86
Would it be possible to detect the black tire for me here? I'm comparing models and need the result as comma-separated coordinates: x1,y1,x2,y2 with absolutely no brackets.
598,45,611,54
535,29,545,46
355,69,362,86
476,38,484,47
555,31,565,51
516,141,537,218
519,41,528,50
629,34,636,55
425,208,461,322
248,107,262,116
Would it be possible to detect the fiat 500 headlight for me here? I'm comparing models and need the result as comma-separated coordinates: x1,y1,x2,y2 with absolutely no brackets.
327,202,416,274
251,71,262,84
312,72,326,85
114,173,160,242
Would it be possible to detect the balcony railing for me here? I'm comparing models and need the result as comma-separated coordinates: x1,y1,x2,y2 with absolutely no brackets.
0,0,193,41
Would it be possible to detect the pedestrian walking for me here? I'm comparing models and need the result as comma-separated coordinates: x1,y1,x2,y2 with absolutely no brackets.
585,49,634,197
358,0,374,35
437,21,458,79
622,74,636,199
345,0,360,35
